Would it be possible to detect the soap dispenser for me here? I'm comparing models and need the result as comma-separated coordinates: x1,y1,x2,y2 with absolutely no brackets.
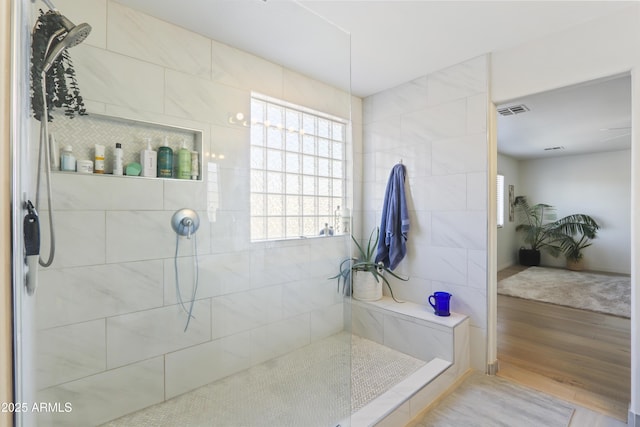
177,139,191,180
140,138,157,178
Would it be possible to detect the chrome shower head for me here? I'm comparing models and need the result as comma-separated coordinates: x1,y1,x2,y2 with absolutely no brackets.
41,14,92,73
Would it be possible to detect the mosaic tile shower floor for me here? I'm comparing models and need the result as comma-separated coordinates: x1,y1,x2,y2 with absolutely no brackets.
102,332,426,427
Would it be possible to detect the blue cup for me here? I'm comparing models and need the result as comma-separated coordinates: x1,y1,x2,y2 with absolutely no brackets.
428,292,452,317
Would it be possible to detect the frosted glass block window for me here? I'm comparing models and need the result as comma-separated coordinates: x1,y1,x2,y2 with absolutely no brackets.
250,93,346,241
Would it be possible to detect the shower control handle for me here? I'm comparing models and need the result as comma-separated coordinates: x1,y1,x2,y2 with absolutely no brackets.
171,208,200,239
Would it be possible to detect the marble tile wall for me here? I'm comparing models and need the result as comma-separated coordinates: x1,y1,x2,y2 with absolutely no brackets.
361,55,489,371
29,1,354,425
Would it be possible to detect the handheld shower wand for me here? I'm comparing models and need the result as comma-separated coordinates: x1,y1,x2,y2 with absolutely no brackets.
28,1,92,295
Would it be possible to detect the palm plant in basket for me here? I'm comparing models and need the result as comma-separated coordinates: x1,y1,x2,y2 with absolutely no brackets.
330,227,407,302
514,196,600,268
552,215,600,270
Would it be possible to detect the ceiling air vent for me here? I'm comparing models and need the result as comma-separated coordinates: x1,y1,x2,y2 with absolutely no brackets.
497,104,530,116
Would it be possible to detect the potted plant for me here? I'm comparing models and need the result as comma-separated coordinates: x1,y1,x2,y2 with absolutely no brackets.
514,196,600,268
331,227,407,302
556,217,600,271
513,196,560,266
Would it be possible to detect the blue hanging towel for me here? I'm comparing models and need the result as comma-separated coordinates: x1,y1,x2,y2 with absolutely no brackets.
375,163,409,270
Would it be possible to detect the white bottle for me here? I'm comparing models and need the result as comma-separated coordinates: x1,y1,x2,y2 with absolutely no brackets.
190,151,199,180
60,145,76,172
140,138,157,178
94,144,105,174
49,133,59,171
113,143,123,176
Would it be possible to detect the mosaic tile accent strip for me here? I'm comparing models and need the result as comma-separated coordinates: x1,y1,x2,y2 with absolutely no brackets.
48,113,199,175
101,332,425,427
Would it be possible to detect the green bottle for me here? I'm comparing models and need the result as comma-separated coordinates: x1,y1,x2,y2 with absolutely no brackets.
177,139,191,180
157,137,173,178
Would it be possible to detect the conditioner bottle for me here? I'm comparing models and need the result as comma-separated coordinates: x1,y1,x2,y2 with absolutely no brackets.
157,137,173,178
177,139,191,179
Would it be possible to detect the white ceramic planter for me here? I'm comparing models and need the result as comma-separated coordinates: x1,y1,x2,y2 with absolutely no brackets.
352,270,382,301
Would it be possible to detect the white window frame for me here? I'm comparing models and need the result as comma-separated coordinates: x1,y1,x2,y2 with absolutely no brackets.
249,93,347,242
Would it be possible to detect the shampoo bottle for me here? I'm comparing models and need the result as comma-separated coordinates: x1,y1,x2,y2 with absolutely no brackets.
157,137,173,178
140,138,157,178
94,144,105,174
60,145,76,172
177,139,191,179
190,151,199,180
113,143,123,176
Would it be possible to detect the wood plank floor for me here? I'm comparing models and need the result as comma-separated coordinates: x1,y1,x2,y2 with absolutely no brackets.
497,265,631,421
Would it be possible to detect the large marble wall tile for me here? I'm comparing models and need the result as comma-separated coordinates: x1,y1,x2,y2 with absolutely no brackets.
385,276,431,306
467,92,488,134
108,2,211,78
432,133,488,175
351,305,384,344
432,211,487,250
50,0,107,49
401,100,467,142
165,69,249,127
211,286,283,339
249,313,310,365
282,279,339,318
383,316,453,362
216,166,250,211
39,210,105,269
363,77,428,124
211,40,283,98
105,210,210,263
436,282,487,328
209,210,252,254
164,251,252,305
310,303,344,342
35,357,164,427
452,319,470,375
362,116,403,154
165,331,252,399
52,174,164,211
163,180,207,211
426,174,467,211
466,172,487,211
416,247,467,286
210,124,250,170
106,301,211,368
467,250,488,291
37,260,163,329
72,45,164,113
283,69,351,120
36,320,106,390
250,245,310,287
426,56,487,106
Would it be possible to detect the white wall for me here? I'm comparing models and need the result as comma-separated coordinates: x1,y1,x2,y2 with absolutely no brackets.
492,3,640,421
496,153,520,271
29,1,353,426
362,55,489,371
519,150,631,274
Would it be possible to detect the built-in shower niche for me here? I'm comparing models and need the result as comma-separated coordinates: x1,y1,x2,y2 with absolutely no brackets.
48,113,204,180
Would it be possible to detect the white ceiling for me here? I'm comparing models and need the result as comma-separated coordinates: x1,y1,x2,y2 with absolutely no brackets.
497,74,631,159
114,0,633,98
113,0,634,158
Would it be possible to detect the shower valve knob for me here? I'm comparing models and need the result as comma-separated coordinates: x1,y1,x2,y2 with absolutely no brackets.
171,208,200,238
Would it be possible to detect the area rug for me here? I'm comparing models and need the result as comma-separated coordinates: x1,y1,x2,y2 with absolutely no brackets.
414,372,574,427
498,266,630,318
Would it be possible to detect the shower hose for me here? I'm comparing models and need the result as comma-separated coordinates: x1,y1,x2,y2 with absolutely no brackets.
174,222,199,332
